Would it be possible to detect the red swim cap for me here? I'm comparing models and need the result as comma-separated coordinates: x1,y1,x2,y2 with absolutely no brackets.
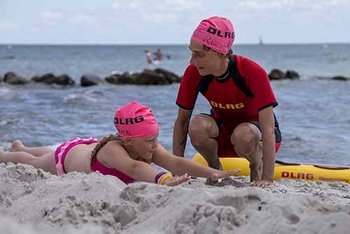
191,16,235,54
114,101,159,138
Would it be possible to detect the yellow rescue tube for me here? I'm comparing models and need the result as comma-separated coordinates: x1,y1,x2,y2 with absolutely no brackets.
192,153,350,183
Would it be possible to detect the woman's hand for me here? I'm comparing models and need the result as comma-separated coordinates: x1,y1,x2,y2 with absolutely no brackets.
250,179,273,188
210,168,241,181
162,173,190,186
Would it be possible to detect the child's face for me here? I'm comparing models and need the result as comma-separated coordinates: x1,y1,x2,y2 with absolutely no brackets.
132,134,159,161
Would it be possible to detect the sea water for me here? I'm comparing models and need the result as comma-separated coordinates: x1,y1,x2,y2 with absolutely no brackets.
0,44,349,164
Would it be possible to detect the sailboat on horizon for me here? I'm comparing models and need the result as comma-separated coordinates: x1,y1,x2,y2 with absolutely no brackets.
259,35,264,45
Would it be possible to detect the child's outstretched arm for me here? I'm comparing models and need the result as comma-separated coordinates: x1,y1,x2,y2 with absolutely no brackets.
153,144,240,180
99,143,189,185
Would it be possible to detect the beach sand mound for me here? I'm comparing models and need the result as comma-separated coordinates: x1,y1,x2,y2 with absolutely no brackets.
1,163,349,234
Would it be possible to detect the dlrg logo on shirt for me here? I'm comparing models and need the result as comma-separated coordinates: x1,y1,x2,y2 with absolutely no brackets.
210,101,244,110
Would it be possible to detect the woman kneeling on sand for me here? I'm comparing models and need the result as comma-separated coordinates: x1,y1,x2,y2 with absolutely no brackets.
0,101,239,186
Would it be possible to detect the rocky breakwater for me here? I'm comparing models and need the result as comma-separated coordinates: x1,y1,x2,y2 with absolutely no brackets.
1,68,181,87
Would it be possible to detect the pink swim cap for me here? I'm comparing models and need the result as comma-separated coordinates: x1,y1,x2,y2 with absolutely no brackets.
191,16,235,54
114,101,159,138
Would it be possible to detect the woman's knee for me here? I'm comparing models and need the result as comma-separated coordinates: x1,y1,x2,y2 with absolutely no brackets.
189,115,218,146
231,123,261,155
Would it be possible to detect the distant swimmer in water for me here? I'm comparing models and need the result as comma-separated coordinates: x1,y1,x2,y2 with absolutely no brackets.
153,48,171,63
144,48,171,65
153,48,164,61
0,101,240,186
145,49,153,64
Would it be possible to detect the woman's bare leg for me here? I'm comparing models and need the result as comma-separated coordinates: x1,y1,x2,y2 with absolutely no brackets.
10,140,54,157
0,147,57,175
231,123,262,182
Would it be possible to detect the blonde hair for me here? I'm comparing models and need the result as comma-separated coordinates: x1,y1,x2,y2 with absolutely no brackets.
90,134,122,165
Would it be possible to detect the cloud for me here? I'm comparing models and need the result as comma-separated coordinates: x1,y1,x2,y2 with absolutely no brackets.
111,0,201,12
41,11,63,22
39,10,97,29
111,0,141,10
141,13,178,24
0,22,19,32
162,0,202,11
111,0,203,21
235,0,350,12
233,0,350,26
39,11,64,28
69,13,97,24
235,1,259,11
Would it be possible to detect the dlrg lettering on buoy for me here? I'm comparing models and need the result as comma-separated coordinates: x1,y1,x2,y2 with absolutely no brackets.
281,171,314,180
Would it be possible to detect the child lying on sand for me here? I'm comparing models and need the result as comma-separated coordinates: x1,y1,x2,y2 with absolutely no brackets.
0,101,239,186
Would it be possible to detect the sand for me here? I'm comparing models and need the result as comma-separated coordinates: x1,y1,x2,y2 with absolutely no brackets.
0,162,349,234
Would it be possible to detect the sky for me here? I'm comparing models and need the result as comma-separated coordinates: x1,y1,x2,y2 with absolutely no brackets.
0,0,349,45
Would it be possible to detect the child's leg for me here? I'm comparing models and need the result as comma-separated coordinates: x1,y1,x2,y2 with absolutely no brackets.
0,148,57,175
10,140,54,157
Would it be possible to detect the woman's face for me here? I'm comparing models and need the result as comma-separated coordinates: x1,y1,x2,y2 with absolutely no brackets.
131,134,159,161
189,39,223,76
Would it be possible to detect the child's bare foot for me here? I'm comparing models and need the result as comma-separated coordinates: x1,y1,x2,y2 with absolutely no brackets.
10,140,24,152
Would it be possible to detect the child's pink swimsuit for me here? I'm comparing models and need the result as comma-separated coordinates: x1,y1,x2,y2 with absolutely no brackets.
54,137,135,184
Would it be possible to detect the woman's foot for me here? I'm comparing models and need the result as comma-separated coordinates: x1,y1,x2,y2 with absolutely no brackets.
10,140,24,152
0,147,4,160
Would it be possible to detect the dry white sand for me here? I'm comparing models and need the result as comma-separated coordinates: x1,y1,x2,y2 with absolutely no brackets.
1,162,349,234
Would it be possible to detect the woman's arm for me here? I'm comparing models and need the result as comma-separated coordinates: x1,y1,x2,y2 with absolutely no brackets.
173,108,192,157
257,106,276,184
153,144,239,180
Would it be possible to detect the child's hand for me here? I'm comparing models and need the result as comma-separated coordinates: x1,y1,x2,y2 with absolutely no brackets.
163,173,190,186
